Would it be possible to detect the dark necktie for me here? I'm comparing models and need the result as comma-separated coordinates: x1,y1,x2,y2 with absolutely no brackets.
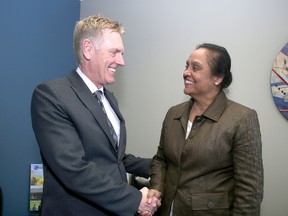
94,90,118,152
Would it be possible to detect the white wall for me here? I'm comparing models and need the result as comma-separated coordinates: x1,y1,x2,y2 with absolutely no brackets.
80,0,288,215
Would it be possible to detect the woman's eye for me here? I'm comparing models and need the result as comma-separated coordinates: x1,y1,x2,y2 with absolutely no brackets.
192,66,200,71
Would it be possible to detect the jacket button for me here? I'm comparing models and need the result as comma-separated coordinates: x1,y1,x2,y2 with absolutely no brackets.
182,151,187,157
207,201,215,209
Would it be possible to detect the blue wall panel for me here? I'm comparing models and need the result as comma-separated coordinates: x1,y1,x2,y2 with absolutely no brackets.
0,1,80,215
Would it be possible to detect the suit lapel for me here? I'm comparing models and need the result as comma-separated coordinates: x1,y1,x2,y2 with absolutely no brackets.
67,71,119,153
104,88,126,156
103,89,124,121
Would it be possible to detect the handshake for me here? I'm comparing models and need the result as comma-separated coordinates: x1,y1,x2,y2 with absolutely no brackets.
137,187,162,216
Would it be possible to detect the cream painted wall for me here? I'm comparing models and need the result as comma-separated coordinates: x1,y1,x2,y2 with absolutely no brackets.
80,0,288,215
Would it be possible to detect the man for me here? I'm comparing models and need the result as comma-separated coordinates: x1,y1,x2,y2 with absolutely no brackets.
31,15,159,216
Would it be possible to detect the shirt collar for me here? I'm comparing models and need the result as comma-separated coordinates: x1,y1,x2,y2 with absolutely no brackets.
76,67,103,94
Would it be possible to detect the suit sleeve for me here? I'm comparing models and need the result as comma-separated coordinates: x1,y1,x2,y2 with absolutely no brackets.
123,154,152,178
149,110,170,195
31,82,141,215
232,109,264,215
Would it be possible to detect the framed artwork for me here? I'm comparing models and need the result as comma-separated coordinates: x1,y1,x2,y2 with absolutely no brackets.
270,42,288,120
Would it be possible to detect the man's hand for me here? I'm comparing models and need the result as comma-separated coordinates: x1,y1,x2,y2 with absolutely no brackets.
138,187,161,216
147,189,162,203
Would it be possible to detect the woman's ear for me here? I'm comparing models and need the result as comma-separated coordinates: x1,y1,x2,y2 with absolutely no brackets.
214,76,224,86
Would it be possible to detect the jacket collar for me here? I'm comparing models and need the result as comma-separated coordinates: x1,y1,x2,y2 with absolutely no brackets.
174,90,228,122
66,70,124,155
202,90,228,122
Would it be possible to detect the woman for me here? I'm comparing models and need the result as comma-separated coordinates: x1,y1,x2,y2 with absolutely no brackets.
148,43,263,216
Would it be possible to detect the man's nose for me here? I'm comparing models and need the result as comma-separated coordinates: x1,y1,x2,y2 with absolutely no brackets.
116,53,125,66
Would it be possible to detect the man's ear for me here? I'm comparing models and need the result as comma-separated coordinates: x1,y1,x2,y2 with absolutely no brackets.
82,39,94,60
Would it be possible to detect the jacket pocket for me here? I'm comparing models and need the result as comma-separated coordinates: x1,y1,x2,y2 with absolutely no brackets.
191,192,229,215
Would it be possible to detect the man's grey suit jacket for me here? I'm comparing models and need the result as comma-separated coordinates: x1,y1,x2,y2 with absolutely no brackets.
31,70,151,216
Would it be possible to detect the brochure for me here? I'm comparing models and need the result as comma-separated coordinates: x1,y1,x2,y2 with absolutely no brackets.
29,164,43,212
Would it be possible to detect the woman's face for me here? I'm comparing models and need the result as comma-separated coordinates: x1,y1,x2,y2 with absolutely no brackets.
183,48,221,98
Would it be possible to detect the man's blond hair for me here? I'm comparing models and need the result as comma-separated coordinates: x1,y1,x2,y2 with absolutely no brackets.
73,15,124,64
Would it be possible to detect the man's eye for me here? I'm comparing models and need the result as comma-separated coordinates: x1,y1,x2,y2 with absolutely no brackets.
109,50,118,56
185,65,189,70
